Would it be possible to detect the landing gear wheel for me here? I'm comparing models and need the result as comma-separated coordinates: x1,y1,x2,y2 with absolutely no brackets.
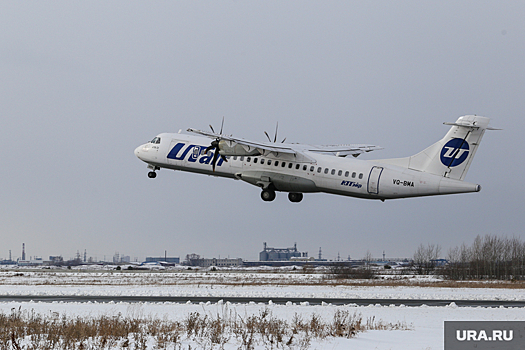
261,190,276,202
148,171,157,179
288,192,303,203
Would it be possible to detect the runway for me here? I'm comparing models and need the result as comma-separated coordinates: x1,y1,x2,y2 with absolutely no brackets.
1,295,524,307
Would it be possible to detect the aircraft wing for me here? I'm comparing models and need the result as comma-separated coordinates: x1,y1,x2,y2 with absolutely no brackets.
187,128,297,155
308,144,383,157
188,128,381,159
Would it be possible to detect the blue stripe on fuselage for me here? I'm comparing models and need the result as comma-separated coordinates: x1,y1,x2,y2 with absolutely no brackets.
167,143,225,167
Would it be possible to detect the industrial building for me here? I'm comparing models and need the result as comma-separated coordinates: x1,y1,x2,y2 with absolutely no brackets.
259,242,308,261
145,256,180,264
189,258,243,267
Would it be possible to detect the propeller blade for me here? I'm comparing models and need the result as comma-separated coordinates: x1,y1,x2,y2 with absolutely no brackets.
264,131,272,142
209,124,215,133
274,122,278,143
211,148,220,172
205,140,219,155
220,116,224,135
281,138,286,143
220,155,228,162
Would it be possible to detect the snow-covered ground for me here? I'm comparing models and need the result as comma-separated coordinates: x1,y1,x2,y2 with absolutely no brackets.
1,268,524,349
1,269,523,301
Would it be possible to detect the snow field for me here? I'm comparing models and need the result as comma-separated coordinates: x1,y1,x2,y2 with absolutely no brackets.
0,300,523,350
1,269,524,349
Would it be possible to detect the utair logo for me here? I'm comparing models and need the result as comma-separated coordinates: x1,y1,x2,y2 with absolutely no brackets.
440,138,470,167
167,143,226,167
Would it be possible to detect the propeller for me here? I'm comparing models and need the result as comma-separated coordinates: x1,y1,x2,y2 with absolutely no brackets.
264,122,286,143
205,117,228,171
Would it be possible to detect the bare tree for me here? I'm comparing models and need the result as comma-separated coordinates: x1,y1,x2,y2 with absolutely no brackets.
184,253,201,266
440,235,525,280
413,243,441,275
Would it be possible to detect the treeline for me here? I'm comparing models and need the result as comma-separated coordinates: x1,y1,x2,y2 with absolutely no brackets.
439,235,525,280
328,235,525,281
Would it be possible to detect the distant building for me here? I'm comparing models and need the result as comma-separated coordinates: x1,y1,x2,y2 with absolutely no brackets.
0,259,16,265
259,242,307,261
191,258,243,267
49,256,64,264
145,257,180,264
290,256,315,262
17,257,43,266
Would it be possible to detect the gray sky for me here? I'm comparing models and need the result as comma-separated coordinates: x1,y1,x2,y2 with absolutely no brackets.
1,1,524,262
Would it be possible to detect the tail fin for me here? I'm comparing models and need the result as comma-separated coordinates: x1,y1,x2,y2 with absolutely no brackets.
378,115,491,180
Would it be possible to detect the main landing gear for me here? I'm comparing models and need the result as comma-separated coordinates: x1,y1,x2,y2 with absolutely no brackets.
261,189,276,202
288,192,303,203
260,190,304,203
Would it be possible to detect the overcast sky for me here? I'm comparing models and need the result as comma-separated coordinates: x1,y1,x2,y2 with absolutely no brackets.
1,1,524,262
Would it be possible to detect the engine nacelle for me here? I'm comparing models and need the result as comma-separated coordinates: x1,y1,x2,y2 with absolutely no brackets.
218,140,261,156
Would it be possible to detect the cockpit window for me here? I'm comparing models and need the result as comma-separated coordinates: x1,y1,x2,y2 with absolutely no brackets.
150,137,161,144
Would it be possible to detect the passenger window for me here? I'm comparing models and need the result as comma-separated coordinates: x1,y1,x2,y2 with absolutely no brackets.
345,171,349,177
261,159,265,165
324,168,329,174
288,163,293,169
352,172,356,178
310,166,314,172
240,157,244,161
246,157,251,162
275,161,279,166
303,165,307,171
233,156,237,160
296,164,300,170
254,158,258,164
317,167,321,173
282,162,286,167
338,170,342,176
331,169,335,175
359,173,363,179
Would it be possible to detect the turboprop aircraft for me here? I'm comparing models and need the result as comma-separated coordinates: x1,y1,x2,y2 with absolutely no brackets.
134,115,497,203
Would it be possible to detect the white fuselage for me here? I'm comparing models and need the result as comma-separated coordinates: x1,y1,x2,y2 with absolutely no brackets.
135,133,481,201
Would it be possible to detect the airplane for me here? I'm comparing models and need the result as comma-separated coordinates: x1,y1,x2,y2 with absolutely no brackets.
134,115,497,203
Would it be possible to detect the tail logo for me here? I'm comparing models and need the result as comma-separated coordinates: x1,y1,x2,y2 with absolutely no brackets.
440,138,470,167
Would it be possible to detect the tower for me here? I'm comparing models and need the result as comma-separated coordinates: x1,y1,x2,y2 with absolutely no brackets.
22,243,25,261
318,247,322,260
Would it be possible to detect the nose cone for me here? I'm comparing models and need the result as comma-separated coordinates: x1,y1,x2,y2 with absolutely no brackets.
134,145,144,160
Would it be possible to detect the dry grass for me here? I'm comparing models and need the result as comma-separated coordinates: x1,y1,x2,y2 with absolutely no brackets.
0,307,410,350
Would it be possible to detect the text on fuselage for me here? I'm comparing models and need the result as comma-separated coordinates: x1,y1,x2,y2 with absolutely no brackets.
341,181,362,189
167,142,226,167
393,179,414,187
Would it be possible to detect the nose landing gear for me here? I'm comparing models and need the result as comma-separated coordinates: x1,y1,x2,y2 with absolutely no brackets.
147,165,160,179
